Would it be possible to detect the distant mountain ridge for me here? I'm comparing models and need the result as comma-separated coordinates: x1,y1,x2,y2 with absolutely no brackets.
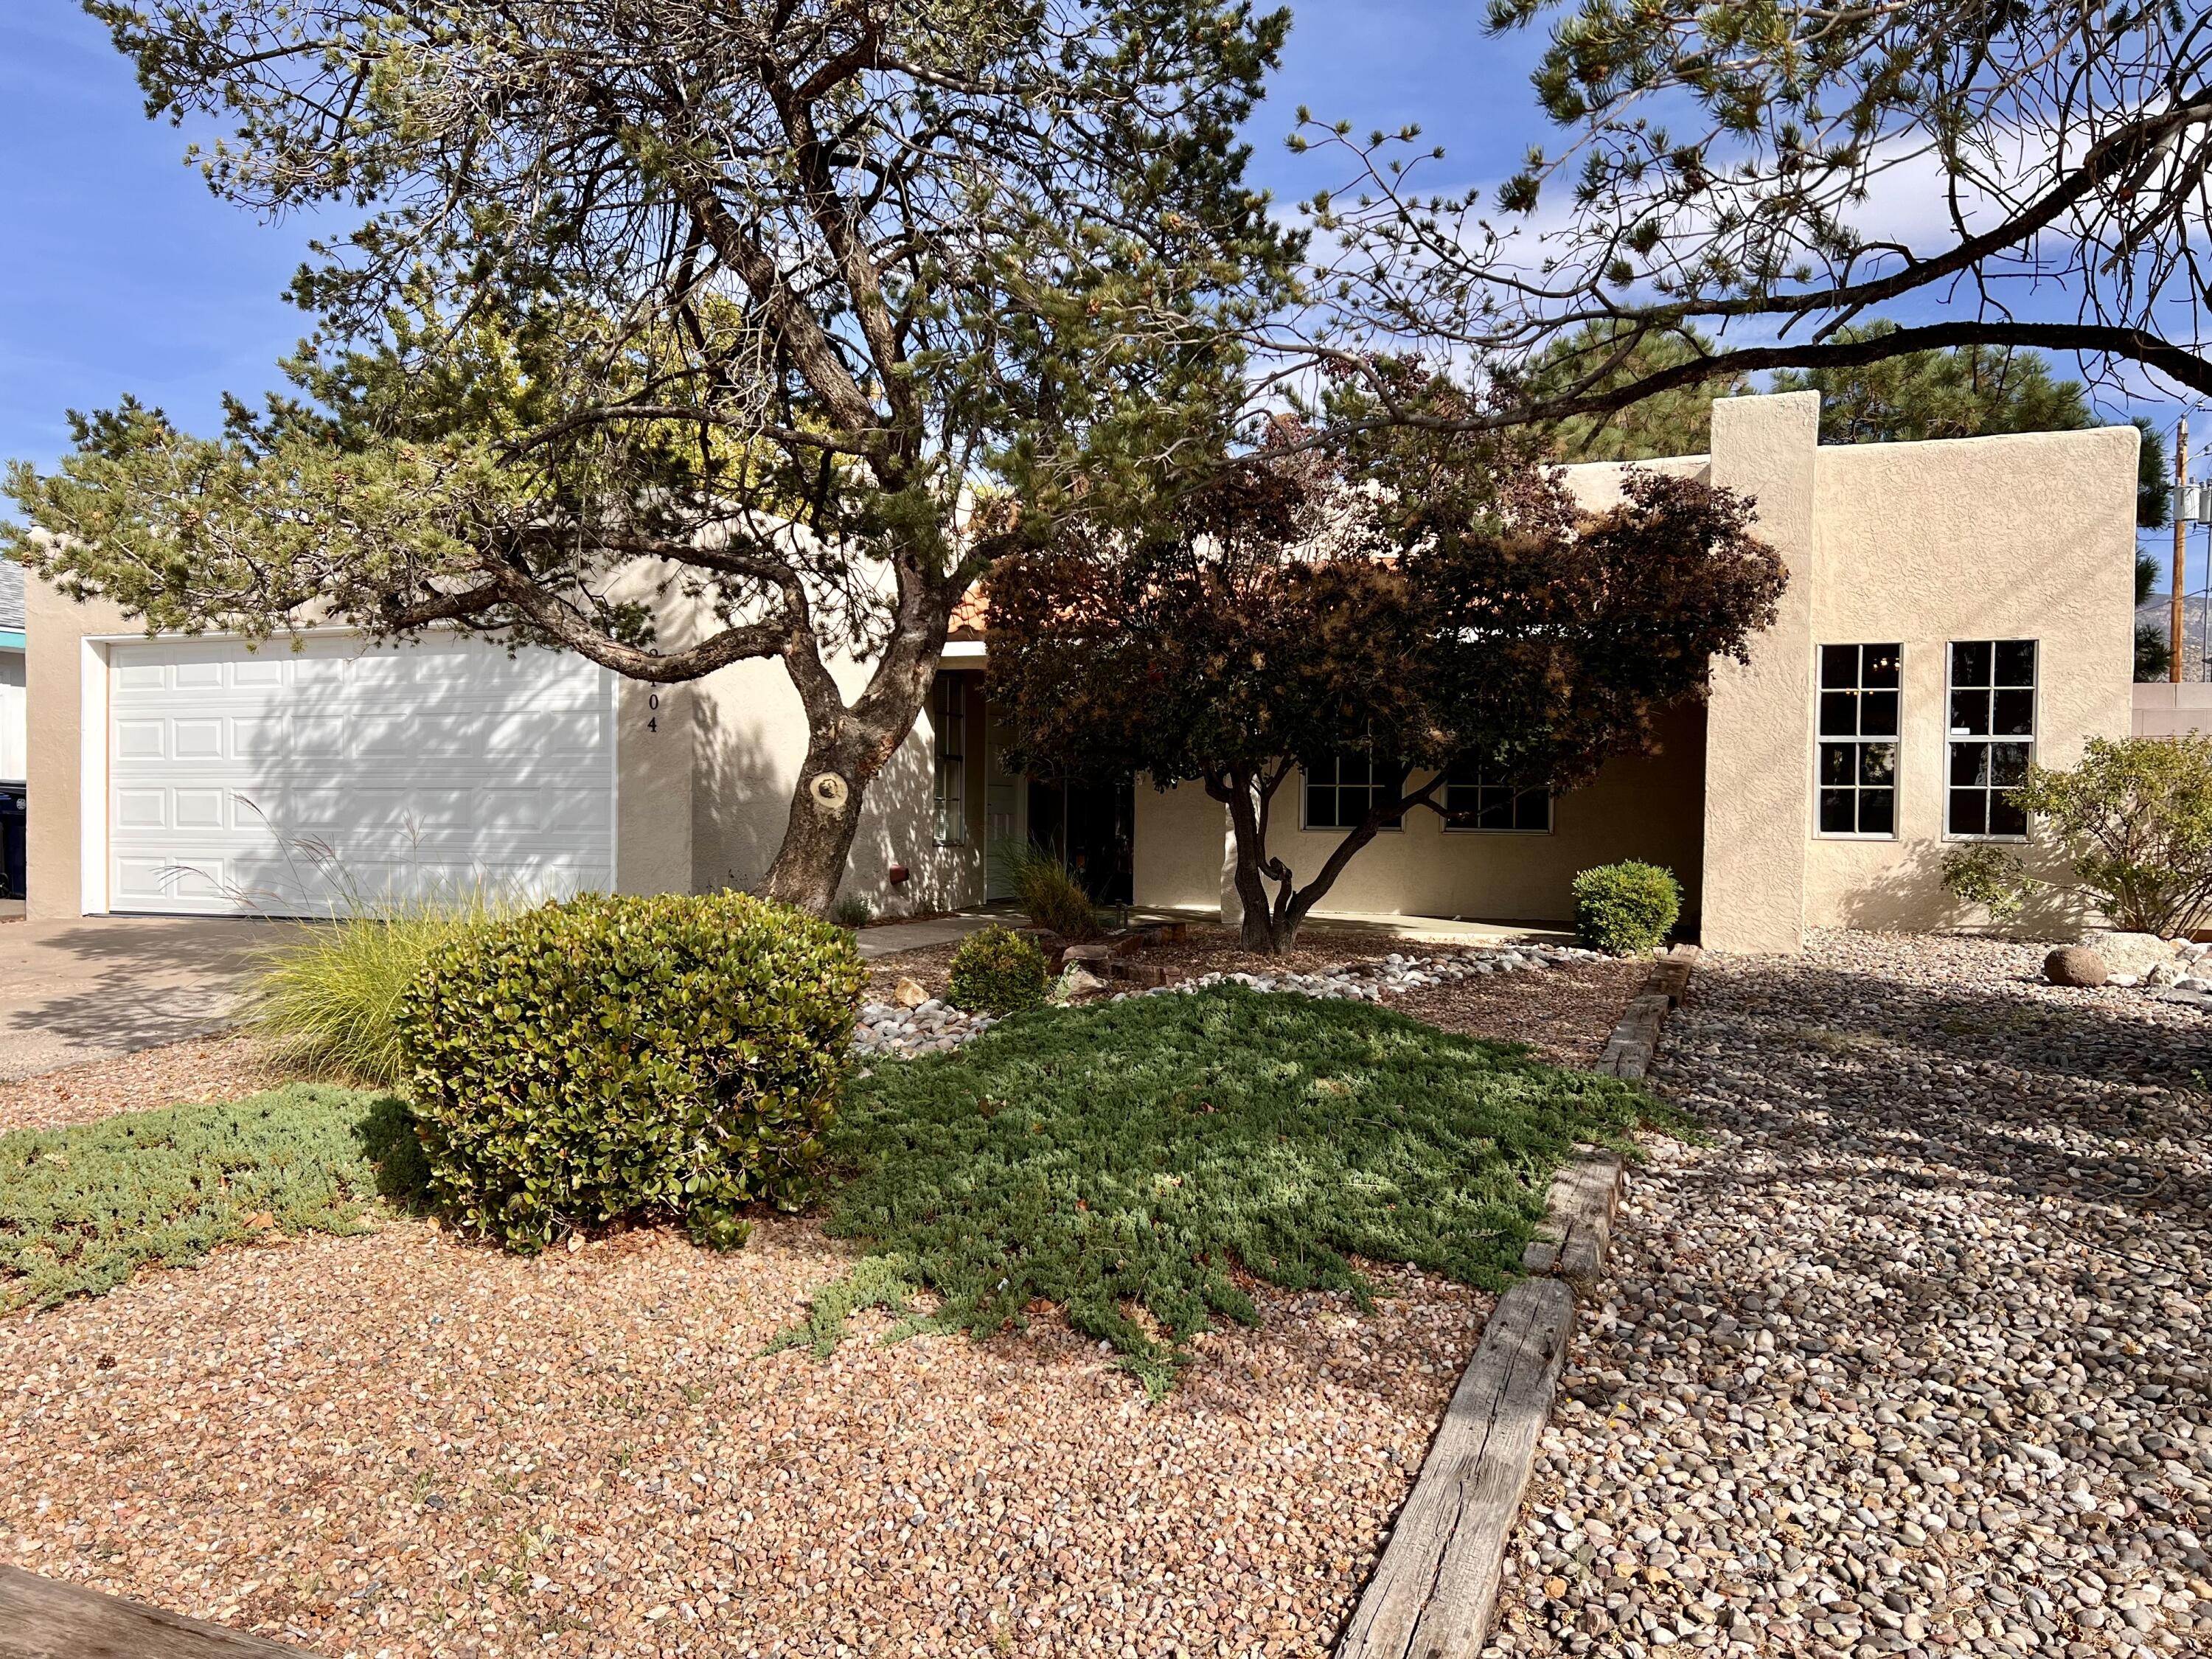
2140,594,2212,681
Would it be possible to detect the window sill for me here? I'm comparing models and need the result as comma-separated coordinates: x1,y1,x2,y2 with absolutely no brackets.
1814,832,1899,842
1441,827,1554,836
1941,834,2029,844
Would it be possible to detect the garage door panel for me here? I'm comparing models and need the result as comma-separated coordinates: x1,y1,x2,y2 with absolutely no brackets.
173,718,224,759
487,709,600,757
109,635,616,917
231,657,286,688
115,720,166,759
115,856,226,905
173,788,226,830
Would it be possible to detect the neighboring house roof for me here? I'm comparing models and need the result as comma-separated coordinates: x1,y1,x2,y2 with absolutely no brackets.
0,560,22,639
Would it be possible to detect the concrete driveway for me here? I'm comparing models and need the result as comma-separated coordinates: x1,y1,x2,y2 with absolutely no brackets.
0,916,279,1082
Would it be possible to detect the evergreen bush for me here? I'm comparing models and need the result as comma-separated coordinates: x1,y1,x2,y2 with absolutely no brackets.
397,891,864,1252
1571,861,1683,955
944,925,1050,1015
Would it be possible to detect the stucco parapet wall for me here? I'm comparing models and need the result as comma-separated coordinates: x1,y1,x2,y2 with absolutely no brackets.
2135,682,2212,738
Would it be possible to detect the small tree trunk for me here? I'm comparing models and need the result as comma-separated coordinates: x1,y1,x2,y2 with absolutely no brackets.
1218,768,1290,953
1216,771,1433,955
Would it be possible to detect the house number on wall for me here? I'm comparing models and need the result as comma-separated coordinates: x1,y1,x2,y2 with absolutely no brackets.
647,692,660,734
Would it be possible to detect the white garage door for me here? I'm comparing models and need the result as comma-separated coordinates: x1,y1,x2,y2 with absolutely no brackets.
107,633,616,916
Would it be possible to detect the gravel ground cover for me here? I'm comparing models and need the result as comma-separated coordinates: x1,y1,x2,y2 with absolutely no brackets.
856,935,1617,1060
0,1217,1481,1658
0,1032,277,1133
1489,931,2212,1658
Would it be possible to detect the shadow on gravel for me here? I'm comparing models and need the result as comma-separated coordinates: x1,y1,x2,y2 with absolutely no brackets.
1687,961,2212,1222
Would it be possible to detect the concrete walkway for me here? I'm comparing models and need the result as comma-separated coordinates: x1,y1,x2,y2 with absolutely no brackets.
853,911,1029,959
0,916,279,1082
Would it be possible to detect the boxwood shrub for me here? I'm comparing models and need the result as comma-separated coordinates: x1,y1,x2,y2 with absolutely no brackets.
397,891,865,1252
1571,861,1683,956
945,925,1049,1015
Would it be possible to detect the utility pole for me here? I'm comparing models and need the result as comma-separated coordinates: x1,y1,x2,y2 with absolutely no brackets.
2174,415,2188,682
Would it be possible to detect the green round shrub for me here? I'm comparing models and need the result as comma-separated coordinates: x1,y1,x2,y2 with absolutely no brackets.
396,891,865,1253
1571,861,1683,956
945,925,1050,1016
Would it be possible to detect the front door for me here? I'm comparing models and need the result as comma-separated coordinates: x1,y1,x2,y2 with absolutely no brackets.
1025,775,1135,905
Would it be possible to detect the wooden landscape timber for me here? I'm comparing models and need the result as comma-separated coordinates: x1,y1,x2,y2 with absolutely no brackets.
1335,945,1698,1658
0,1564,313,1659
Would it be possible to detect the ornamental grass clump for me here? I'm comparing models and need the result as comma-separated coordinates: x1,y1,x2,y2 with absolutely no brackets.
250,891,504,1085
397,891,865,1253
1571,860,1683,955
944,925,1050,1016
995,841,1102,939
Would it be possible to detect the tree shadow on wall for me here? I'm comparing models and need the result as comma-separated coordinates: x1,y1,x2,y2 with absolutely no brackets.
1829,838,2090,943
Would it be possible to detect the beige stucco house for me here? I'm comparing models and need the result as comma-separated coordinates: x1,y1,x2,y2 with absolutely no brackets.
21,391,2138,953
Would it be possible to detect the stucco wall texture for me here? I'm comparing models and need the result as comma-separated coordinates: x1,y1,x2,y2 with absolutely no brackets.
1128,394,2138,953
22,394,2139,951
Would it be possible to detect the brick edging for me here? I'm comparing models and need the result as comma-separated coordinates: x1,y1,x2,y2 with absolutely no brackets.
1335,944,1697,1659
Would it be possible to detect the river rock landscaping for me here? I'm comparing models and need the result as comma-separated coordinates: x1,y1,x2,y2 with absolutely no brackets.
852,939,1609,1060
1489,931,2212,1658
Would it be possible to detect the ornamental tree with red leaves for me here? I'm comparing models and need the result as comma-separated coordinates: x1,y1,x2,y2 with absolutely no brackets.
987,444,1784,953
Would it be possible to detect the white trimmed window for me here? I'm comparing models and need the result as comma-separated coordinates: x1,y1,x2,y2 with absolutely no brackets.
1303,752,1402,830
1947,639,2035,839
1816,643,1902,838
1441,762,1551,832
932,674,967,845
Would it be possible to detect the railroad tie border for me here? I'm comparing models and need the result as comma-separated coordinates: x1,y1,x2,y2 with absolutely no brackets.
1335,945,1700,1659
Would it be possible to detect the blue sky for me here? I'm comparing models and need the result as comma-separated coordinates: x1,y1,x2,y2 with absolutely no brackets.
0,1,2189,576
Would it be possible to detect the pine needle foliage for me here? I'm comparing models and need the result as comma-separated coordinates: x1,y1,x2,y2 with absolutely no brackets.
796,986,1669,1395
0,1088,422,1311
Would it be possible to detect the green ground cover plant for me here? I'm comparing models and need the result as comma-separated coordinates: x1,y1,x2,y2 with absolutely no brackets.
794,984,1666,1394
0,1087,419,1310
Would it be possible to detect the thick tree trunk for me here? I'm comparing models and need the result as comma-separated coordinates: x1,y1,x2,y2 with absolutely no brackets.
757,731,874,916
755,557,953,916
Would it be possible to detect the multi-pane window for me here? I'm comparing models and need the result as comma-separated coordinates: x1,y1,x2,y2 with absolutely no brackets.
931,674,967,845
1816,644,1902,837
1441,761,1551,832
1304,751,1403,831
1947,639,2036,838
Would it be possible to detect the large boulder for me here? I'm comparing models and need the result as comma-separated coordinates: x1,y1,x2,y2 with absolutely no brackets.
2080,930,2177,979
2043,946,2108,988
